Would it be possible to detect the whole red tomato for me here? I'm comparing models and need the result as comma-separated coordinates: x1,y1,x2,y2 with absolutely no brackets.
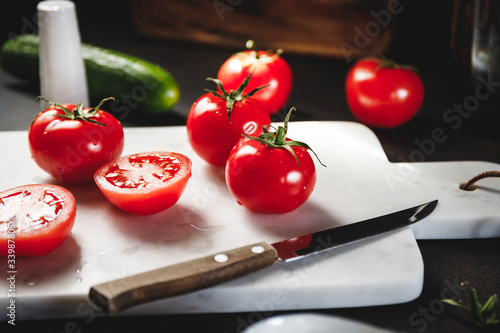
345,57,424,128
0,184,76,257
217,41,293,115
225,109,323,214
29,97,124,183
186,75,271,167
94,151,192,215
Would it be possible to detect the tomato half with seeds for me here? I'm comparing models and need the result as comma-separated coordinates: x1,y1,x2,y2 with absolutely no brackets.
0,184,76,257
94,152,192,215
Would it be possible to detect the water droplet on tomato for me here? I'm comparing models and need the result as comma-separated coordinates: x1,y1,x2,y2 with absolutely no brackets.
237,201,243,206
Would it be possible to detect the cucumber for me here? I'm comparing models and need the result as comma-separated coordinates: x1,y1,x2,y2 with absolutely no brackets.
0,34,180,115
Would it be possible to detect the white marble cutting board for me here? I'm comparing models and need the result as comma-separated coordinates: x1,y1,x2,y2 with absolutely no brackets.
1,121,499,321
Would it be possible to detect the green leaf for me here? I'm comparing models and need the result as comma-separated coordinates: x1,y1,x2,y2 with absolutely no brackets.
482,295,499,325
481,294,498,313
469,285,485,325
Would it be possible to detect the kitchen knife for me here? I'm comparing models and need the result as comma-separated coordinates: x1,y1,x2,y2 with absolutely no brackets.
88,199,438,315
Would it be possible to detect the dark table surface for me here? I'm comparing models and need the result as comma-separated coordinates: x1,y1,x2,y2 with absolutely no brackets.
1,1,500,332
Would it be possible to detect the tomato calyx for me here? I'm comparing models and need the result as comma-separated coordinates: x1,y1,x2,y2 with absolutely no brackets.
460,171,500,191
205,73,269,121
36,96,115,126
244,108,326,167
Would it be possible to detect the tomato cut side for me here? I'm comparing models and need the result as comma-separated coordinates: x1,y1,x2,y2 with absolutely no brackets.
94,151,192,215
0,184,76,257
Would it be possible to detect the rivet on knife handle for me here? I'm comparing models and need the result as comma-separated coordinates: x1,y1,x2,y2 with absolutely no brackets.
88,241,278,315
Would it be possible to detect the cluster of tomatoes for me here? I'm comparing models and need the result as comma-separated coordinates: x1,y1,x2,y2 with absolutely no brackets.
0,43,425,258
2,97,194,257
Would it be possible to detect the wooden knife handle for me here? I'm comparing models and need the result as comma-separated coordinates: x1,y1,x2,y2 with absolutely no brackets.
88,242,277,315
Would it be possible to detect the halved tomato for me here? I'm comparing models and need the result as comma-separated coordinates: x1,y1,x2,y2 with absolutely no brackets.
94,151,192,215
0,184,76,257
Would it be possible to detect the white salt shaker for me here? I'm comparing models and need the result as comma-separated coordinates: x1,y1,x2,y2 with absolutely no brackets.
37,0,89,109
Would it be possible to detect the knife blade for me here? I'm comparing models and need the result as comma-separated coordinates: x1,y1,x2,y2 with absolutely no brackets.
88,199,437,315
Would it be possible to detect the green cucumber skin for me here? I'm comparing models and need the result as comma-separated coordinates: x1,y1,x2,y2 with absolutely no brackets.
0,34,180,115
